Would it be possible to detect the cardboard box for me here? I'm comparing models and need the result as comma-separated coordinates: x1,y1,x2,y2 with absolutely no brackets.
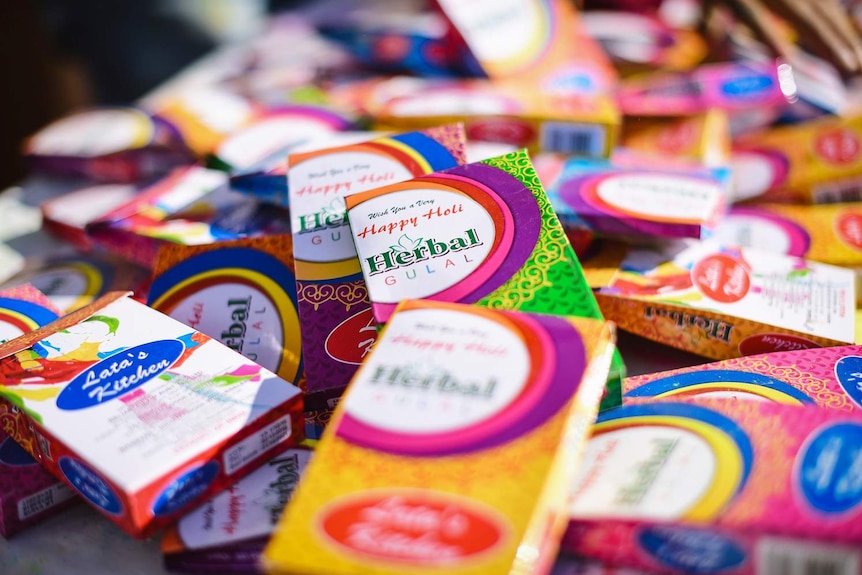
0,292,304,538
162,445,312,573
621,110,730,168
565,399,862,575
262,299,615,575
289,124,467,410
624,344,862,409
595,239,856,360
23,107,192,183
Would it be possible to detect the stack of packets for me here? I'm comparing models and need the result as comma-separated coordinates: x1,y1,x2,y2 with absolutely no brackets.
6,0,862,574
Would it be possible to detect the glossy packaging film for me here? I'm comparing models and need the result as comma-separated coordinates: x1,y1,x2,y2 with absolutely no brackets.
564,398,862,575
162,445,312,573
262,299,616,575
288,124,467,410
0,285,76,537
594,239,856,360
0,292,304,538
344,148,625,406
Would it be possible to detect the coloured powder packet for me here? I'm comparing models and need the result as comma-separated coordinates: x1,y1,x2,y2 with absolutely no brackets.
564,398,862,575
262,299,615,575
288,124,467,410
624,343,862,410
595,239,856,360
162,445,312,574
0,292,304,539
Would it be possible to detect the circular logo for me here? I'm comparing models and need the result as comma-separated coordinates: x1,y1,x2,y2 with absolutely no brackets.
59,456,124,516
814,128,861,166
324,308,378,366
319,489,508,565
834,356,862,409
337,307,586,456
153,461,220,517
691,254,750,303
796,422,862,515
638,525,747,573
835,209,862,251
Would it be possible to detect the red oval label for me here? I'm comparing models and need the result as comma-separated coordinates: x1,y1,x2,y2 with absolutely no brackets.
467,119,535,148
319,491,506,564
691,254,750,303
814,127,861,166
738,333,821,356
324,308,378,365
836,210,862,251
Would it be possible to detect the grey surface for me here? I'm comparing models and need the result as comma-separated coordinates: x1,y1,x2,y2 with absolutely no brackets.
1,504,171,575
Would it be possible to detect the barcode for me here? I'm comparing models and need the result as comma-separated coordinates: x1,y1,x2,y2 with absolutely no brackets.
541,122,606,157
223,414,292,475
17,483,76,520
812,177,862,203
758,537,861,575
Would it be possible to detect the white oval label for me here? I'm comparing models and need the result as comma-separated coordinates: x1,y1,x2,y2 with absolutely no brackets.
29,109,150,157
595,174,722,221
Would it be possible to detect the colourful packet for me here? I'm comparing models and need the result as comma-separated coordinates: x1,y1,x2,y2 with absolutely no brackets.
595,239,856,360
262,299,615,575
40,183,139,250
0,292,304,539
624,343,862,409
330,76,619,157
713,203,862,268
213,107,354,207
289,124,467,410
162,445,312,574
86,166,291,269
617,61,796,117
731,113,862,203
345,149,626,407
148,235,303,389
1,251,151,313
547,157,728,240
433,0,617,95
565,399,862,575
0,285,75,537
620,110,731,168
22,107,192,183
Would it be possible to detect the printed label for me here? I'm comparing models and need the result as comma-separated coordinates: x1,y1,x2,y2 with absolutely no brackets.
217,116,334,170
570,426,717,520
389,90,515,116
738,333,820,356
163,286,283,373
17,482,76,521
59,456,123,516
592,173,722,221
720,73,775,99
0,436,37,467
691,254,750,303
291,151,414,263
730,150,781,202
319,490,507,564
351,188,494,302
29,265,95,313
153,461,220,517
55,340,185,410
324,308,377,365
835,211,862,251
795,422,862,515
713,211,808,257
814,127,861,166
757,537,861,575
835,356,862,409
28,109,152,157
177,448,311,549
638,526,746,573
341,307,529,436
223,415,292,476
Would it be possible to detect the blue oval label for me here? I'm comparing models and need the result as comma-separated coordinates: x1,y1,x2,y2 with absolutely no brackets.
152,461,220,517
59,456,123,515
0,437,37,467
720,74,774,98
797,422,862,515
834,356,862,408
638,525,746,573
56,339,184,410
